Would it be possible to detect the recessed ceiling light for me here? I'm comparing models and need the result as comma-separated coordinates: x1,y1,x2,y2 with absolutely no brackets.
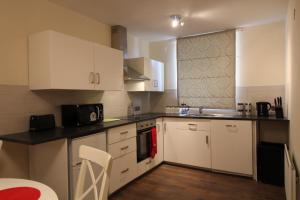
170,15,184,28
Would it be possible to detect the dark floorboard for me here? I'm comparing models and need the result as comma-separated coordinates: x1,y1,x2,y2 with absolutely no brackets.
109,164,285,200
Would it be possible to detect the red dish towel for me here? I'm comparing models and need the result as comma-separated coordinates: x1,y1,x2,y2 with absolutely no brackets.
151,127,157,158
0,187,41,200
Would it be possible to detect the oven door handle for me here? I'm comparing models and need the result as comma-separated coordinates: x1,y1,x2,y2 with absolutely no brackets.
138,129,153,134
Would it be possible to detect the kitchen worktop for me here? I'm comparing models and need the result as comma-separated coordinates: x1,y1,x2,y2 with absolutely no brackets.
0,113,288,145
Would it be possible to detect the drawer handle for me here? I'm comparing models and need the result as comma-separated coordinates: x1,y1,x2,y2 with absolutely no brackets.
225,125,237,128
146,160,152,165
121,168,129,174
120,131,128,135
188,124,197,126
120,146,129,151
206,135,209,145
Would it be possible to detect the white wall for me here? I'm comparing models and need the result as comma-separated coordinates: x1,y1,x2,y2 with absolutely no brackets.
286,0,300,174
127,33,149,58
236,21,286,87
149,39,178,112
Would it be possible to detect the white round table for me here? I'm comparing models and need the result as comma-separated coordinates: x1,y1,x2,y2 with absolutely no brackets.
0,178,58,200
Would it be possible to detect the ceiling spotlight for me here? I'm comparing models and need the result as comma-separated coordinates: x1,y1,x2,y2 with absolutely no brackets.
170,15,184,28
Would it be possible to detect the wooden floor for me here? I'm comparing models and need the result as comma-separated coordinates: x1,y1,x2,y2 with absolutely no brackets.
109,164,285,200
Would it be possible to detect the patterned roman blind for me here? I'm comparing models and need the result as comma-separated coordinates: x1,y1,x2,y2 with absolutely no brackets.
177,30,236,108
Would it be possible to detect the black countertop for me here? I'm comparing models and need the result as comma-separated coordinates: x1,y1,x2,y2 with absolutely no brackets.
0,113,288,145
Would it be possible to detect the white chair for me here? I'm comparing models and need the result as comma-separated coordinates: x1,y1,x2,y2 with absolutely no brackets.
74,145,112,200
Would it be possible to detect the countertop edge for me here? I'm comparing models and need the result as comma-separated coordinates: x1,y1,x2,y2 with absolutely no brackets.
0,113,289,145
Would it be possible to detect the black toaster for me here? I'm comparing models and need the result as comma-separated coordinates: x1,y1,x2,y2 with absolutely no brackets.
29,114,56,132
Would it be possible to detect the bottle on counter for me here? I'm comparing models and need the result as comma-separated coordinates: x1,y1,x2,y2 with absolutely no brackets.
127,103,134,116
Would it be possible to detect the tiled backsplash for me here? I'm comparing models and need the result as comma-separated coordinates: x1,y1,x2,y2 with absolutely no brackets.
150,89,177,113
150,85,286,115
0,85,150,136
236,85,286,115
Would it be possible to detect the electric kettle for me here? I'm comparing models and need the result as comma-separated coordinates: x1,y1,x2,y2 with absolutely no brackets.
256,102,272,117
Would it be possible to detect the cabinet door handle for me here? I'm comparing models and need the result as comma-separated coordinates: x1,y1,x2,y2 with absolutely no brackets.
188,124,197,131
225,125,237,128
120,146,129,150
121,168,129,174
96,73,100,84
157,124,160,133
89,72,95,84
206,135,209,145
120,131,128,135
164,123,167,133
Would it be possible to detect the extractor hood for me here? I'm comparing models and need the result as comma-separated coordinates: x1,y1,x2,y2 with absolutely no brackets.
111,25,150,81
123,66,150,81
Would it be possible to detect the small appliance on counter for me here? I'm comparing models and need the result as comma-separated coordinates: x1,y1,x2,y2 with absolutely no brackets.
237,102,252,116
61,104,103,127
256,102,272,117
274,96,284,118
29,114,56,132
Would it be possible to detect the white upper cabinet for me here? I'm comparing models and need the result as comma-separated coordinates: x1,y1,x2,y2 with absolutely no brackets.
29,30,123,91
94,43,123,91
125,57,164,92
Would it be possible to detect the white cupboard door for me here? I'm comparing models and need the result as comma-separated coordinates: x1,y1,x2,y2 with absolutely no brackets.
94,44,123,91
154,118,164,166
211,120,253,175
50,31,94,90
151,60,164,92
164,122,211,168
109,152,137,194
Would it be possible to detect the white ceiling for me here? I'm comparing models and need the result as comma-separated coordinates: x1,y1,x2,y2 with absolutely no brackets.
49,0,288,41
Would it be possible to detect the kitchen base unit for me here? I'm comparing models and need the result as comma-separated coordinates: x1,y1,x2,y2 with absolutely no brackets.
211,120,253,176
107,124,138,194
163,118,211,169
70,133,107,200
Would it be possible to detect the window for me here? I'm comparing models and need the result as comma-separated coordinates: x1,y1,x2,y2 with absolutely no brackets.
177,30,236,108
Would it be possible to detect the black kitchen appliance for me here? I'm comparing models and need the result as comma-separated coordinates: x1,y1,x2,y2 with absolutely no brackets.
256,102,272,117
258,142,284,186
61,104,103,127
274,97,284,118
29,114,56,132
136,119,155,162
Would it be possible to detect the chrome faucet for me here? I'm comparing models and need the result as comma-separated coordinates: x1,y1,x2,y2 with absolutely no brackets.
199,106,204,114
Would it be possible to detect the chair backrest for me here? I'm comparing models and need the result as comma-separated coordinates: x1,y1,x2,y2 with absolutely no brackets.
74,145,112,200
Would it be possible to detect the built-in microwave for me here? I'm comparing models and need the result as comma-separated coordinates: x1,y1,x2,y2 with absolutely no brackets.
61,104,103,127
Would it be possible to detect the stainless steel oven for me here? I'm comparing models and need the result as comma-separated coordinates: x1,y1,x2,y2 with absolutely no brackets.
136,120,156,162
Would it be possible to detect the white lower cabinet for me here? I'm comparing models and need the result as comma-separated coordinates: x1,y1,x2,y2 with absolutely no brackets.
164,119,211,169
109,152,137,193
211,120,253,175
137,157,155,177
155,118,164,165
108,124,138,194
